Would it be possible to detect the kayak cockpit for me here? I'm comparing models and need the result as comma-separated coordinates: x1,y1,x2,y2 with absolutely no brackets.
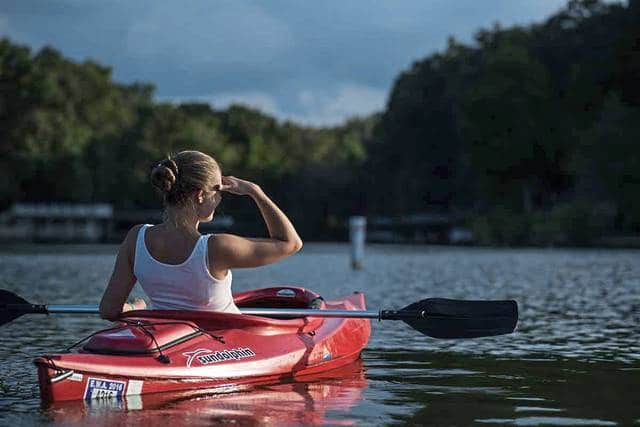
82,287,328,355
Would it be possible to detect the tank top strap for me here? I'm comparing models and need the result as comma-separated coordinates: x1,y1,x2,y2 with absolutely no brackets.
199,234,229,285
198,233,211,271
134,224,152,268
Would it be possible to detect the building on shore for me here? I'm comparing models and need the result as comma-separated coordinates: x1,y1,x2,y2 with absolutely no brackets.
367,213,473,244
111,210,234,241
0,203,114,243
0,204,236,243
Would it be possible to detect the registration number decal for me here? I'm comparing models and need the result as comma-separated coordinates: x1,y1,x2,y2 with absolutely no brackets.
84,378,126,400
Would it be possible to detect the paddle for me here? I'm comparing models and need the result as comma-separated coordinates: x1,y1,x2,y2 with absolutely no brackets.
0,289,518,339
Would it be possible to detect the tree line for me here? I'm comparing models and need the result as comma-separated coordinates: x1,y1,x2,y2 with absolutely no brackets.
1,0,638,245
366,0,640,245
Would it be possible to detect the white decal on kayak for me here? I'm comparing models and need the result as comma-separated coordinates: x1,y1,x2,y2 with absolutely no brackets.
84,378,126,400
103,329,136,338
183,347,256,368
70,373,84,382
126,379,143,396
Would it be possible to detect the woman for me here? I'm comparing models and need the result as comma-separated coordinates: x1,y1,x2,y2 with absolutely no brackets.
99,150,303,320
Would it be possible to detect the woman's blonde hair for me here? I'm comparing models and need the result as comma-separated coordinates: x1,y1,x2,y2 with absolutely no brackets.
150,151,220,206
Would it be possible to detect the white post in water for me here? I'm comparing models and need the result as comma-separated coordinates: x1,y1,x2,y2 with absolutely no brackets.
349,216,366,270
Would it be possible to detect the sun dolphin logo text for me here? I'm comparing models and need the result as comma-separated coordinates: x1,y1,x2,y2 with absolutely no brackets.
183,348,256,368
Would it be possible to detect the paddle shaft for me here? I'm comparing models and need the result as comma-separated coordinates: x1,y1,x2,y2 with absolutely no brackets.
2,289,518,338
9,303,416,320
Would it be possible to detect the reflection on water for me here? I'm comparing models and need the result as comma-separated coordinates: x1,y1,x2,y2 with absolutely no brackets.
43,360,367,426
0,244,639,425
363,350,639,426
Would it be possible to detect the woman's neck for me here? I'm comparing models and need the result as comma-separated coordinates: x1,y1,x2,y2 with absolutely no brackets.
165,208,200,235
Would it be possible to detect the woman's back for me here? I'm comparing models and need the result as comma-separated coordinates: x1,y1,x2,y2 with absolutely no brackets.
140,223,200,265
134,224,240,313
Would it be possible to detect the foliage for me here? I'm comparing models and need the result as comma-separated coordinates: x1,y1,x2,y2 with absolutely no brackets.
0,40,371,237
1,0,639,244
367,0,640,244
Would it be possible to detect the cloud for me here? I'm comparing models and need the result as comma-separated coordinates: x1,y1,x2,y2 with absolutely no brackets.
1,0,582,125
292,84,388,126
157,83,387,127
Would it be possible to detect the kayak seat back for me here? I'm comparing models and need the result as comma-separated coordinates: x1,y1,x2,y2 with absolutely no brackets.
234,286,325,310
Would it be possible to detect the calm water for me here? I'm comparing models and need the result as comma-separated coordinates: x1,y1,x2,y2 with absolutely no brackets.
0,244,638,426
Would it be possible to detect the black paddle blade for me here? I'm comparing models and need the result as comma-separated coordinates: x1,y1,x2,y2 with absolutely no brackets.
392,298,518,339
0,289,32,326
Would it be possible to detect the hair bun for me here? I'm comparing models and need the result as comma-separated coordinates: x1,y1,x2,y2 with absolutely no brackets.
149,151,220,206
150,158,179,193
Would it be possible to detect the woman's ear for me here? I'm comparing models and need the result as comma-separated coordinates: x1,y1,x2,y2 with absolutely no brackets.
196,190,204,204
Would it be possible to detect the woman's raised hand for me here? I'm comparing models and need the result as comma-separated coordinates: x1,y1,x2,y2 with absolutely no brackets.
220,176,260,196
208,175,303,272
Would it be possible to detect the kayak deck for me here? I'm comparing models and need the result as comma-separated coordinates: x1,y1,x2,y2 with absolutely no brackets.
34,287,371,402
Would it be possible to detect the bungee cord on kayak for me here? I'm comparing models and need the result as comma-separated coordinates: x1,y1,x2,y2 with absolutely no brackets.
61,318,227,364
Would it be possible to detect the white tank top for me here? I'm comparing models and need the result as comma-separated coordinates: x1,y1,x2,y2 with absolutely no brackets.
133,224,240,313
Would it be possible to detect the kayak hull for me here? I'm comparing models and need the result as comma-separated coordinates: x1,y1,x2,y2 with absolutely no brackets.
34,287,371,402
43,359,368,426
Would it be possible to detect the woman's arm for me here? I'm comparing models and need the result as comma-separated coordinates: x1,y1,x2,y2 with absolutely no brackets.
210,176,303,272
99,225,142,320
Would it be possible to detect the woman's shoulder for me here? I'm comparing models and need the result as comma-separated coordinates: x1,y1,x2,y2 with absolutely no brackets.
126,224,147,239
206,233,242,260
121,224,149,250
205,233,219,250
114,224,148,265
205,234,233,279
206,233,239,250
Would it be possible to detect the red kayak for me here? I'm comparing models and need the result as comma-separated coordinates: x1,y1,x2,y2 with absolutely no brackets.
33,287,371,402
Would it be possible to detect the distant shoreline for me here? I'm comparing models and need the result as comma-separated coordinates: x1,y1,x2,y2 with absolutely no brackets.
1,240,640,255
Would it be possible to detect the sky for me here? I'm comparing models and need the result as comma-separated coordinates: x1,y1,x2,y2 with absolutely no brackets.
1,0,573,126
